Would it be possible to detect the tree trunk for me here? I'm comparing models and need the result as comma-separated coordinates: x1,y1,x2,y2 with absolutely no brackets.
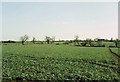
22,41,24,45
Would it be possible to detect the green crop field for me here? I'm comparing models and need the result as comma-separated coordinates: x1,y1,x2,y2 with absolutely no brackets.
103,42,115,47
111,48,120,56
2,44,120,81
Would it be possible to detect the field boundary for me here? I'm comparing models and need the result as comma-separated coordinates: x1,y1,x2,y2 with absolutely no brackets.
108,47,120,78
108,47,120,58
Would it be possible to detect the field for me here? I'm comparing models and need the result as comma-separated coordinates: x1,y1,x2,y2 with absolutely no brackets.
102,42,116,47
111,48,120,56
2,44,120,81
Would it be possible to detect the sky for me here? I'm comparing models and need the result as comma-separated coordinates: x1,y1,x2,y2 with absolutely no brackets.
2,2,118,41
1,0,119,2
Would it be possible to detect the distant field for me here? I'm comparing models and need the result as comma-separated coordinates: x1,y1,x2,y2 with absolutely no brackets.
102,42,115,47
2,44,119,81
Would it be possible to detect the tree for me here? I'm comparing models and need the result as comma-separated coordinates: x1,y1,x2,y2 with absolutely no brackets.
20,35,29,45
85,38,92,46
45,36,55,44
32,37,36,44
110,38,113,42
45,36,51,44
74,35,79,45
94,38,98,42
51,36,55,44
114,39,119,47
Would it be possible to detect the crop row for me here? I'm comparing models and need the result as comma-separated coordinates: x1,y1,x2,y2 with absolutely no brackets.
2,54,119,81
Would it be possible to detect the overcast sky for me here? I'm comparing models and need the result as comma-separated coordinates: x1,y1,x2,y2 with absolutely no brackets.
2,2,118,41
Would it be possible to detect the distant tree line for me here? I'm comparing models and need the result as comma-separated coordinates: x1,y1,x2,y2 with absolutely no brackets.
2,40,16,43
2,34,120,47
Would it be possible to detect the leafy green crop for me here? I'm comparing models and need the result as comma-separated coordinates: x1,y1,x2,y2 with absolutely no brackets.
2,44,119,81
111,48,120,56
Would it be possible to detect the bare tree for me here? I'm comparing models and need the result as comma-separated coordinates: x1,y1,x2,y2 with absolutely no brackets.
45,36,51,44
74,35,79,45
85,38,92,46
94,38,98,42
114,39,119,47
32,37,36,44
51,36,55,44
20,35,29,45
45,36,55,44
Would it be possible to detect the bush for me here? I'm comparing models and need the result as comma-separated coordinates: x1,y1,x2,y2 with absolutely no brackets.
63,41,69,45
41,42,44,44
109,46,116,47
81,43,86,46
56,43,60,45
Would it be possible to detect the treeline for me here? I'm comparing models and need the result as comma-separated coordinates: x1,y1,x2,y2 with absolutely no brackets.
1,34,120,47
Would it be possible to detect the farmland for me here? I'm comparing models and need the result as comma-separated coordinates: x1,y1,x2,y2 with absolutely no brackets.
2,44,120,81
111,48,120,56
